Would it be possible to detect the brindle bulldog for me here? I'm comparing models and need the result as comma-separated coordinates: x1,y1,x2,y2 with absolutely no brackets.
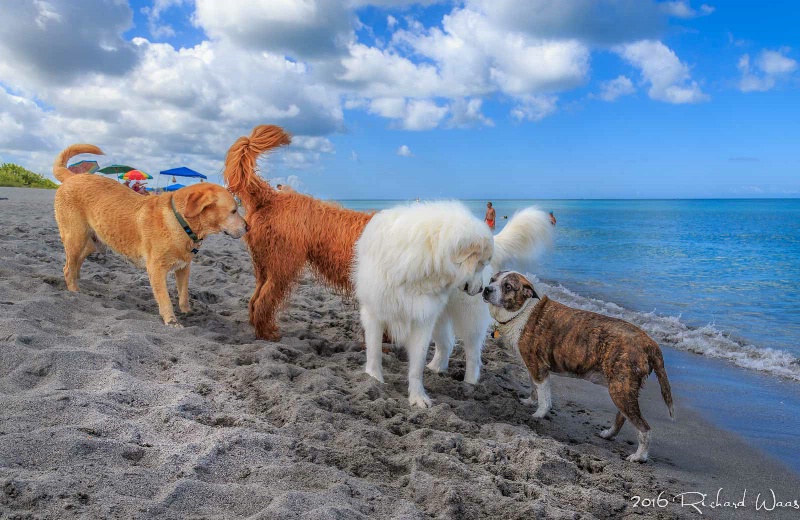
483,271,675,462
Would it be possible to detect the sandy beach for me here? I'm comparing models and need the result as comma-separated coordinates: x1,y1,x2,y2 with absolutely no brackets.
1,187,799,519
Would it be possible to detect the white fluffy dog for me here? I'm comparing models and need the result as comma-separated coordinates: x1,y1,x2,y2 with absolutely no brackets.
354,201,552,408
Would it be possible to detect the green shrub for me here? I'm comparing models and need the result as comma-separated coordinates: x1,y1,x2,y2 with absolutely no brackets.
0,163,59,189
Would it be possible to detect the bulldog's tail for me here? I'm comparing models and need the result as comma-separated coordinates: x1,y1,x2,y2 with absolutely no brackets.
650,346,675,419
223,125,292,212
53,144,104,183
491,207,553,271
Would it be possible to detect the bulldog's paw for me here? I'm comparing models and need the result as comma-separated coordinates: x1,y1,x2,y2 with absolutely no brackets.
598,428,616,440
626,452,648,463
520,396,537,407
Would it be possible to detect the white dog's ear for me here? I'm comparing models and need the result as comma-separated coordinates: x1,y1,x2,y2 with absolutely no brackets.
453,237,491,265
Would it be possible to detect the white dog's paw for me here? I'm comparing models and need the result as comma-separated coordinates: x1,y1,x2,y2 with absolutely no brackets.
626,452,648,463
408,392,432,409
365,367,385,384
520,396,537,407
532,407,549,419
426,358,448,374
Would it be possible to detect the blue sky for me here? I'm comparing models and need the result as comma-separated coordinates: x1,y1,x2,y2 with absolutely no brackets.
0,1,798,199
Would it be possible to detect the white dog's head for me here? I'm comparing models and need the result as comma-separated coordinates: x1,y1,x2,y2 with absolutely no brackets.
452,235,493,296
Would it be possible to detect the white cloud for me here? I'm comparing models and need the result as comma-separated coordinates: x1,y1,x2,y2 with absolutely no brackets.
142,0,189,39
596,75,635,101
447,98,493,128
397,144,413,157
738,49,798,92
387,15,397,28
660,1,715,19
511,95,558,121
367,97,448,130
617,40,708,103
193,0,354,59
0,0,139,89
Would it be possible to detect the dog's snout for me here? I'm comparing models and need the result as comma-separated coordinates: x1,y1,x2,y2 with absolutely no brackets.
483,286,491,298
464,283,469,291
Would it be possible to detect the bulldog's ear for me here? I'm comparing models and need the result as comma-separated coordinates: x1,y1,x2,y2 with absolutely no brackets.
522,284,538,300
183,189,215,218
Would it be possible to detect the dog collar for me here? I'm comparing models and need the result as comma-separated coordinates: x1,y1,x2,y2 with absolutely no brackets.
171,197,203,255
495,298,536,325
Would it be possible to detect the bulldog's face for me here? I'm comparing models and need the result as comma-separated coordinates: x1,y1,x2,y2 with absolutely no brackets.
482,271,539,311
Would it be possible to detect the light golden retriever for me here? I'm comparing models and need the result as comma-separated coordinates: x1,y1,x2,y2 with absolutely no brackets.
53,144,248,327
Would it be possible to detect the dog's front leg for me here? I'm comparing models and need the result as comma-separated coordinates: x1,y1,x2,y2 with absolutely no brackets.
147,262,180,327
532,375,552,418
175,265,191,314
362,307,385,383
407,323,437,408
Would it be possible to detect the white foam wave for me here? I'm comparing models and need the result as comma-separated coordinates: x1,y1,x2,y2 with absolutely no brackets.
528,275,800,382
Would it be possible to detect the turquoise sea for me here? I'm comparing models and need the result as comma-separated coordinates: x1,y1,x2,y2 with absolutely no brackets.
340,199,800,472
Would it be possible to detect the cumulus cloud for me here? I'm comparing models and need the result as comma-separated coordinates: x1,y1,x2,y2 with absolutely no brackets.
738,49,798,92
617,40,708,103
193,0,354,59
0,0,139,89
596,75,636,101
397,144,413,157
0,0,719,175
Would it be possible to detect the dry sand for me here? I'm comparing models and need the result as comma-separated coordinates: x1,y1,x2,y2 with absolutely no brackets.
1,187,799,519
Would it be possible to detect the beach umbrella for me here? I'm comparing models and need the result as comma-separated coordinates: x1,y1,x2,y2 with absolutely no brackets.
98,164,134,175
118,170,153,181
163,183,186,192
67,160,99,174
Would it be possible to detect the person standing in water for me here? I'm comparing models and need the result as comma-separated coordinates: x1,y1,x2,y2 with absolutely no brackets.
549,211,557,226
485,202,496,231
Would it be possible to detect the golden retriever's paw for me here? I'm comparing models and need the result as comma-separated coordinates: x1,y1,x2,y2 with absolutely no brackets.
164,318,183,329
179,305,191,314
408,392,432,409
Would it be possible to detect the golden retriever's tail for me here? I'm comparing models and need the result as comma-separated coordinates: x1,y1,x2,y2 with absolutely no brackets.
223,125,292,210
649,344,675,420
53,144,104,183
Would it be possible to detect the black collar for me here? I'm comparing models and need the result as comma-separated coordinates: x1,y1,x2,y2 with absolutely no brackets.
171,197,202,254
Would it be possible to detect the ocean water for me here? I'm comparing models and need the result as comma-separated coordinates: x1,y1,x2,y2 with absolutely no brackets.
343,199,800,381
340,199,800,470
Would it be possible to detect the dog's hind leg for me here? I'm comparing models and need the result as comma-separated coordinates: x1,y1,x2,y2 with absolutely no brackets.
608,380,651,462
599,412,626,440
406,321,438,408
362,306,385,383
427,315,454,374
75,239,96,280
61,232,91,292
250,261,302,340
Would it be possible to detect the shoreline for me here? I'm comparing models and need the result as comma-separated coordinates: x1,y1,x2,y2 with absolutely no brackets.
1,187,799,518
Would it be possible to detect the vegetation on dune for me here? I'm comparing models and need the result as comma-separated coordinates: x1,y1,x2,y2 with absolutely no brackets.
0,163,58,189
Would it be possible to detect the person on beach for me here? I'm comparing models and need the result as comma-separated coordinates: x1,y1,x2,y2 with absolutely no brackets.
549,211,557,226
485,202,496,231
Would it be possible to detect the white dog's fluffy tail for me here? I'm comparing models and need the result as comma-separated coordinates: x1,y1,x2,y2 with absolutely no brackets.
491,207,553,271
